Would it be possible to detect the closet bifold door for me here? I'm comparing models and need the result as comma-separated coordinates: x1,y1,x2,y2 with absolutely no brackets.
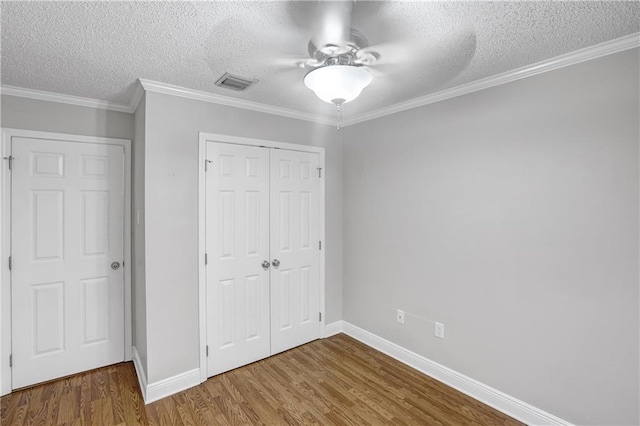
269,149,321,355
205,142,271,377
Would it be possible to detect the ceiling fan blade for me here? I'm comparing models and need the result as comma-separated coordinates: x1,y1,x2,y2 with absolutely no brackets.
366,30,478,94
311,1,355,49
355,41,412,67
266,55,324,73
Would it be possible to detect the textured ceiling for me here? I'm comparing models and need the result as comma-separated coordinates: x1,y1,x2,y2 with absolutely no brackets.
2,1,639,120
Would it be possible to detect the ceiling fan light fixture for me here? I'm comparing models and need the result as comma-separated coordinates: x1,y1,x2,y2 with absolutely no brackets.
304,65,372,105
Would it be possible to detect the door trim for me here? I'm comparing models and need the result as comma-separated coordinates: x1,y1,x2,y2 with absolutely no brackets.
198,133,326,383
0,128,132,396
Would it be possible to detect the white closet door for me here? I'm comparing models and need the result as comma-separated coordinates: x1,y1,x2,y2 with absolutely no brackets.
270,149,321,354
11,137,125,389
206,142,271,377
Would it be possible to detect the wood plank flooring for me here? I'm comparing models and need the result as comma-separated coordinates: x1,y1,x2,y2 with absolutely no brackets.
1,333,523,425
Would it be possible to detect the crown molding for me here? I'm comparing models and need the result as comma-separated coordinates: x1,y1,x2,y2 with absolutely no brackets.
343,32,640,127
0,85,133,113
2,33,637,125
138,79,335,126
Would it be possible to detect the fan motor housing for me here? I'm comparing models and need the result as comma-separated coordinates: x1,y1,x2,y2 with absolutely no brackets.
308,28,369,63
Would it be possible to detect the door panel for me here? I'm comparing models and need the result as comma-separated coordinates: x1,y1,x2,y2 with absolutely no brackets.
270,150,320,354
206,142,271,377
11,137,125,389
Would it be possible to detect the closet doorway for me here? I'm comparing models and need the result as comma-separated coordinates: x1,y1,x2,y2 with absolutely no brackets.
198,134,325,379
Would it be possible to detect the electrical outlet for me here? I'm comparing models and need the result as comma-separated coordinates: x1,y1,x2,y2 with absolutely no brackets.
435,322,445,339
396,309,405,324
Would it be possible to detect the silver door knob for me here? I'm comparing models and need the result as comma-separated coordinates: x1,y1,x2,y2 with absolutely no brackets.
111,262,120,270
261,260,270,270
271,259,280,269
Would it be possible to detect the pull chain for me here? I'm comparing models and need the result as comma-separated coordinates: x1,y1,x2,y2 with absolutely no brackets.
331,99,345,132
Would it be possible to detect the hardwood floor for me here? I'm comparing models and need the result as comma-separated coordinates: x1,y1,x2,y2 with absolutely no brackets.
1,334,523,425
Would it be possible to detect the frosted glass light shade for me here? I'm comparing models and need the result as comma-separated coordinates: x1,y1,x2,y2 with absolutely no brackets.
304,65,372,105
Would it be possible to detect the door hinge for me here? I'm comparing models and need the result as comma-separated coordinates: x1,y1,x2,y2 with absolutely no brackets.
319,312,322,322
205,253,208,265
319,241,322,250
318,167,322,178
205,159,213,172
8,256,11,271
3,156,13,170
9,354,12,368
206,345,209,357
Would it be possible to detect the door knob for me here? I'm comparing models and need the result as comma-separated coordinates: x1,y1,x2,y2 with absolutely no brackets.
271,259,280,269
261,260,271,270
111,261,121,270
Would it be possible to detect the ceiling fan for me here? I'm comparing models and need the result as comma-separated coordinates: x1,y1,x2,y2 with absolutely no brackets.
285,1,387,129
301,28,379,130
277,1,477,130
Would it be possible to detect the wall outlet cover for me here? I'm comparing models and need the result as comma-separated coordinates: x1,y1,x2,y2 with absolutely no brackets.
435,322,445,339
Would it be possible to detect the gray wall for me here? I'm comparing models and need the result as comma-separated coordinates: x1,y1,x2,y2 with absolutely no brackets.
143,91,343,383
1,95,133,140
133,95,148,377
342,48,639,425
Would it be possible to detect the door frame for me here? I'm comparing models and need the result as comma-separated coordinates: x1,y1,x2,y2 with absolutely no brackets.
0,128,132,396
198,133,326,383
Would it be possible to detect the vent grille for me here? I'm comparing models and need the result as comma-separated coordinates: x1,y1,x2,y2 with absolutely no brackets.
215,72,258,91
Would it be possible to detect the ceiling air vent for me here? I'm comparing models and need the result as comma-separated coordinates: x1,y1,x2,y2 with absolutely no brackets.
215,72,258,91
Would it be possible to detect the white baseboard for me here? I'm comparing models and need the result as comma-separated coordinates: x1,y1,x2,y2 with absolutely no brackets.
145,368,200,404
131,322,572,424
331,321,572,426
131,346,148,402
131,346,200,404
323,321,344,337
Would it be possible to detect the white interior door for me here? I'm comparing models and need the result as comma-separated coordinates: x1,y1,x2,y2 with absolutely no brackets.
11,137,125,389
270,149,321,354
206,142,271,377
